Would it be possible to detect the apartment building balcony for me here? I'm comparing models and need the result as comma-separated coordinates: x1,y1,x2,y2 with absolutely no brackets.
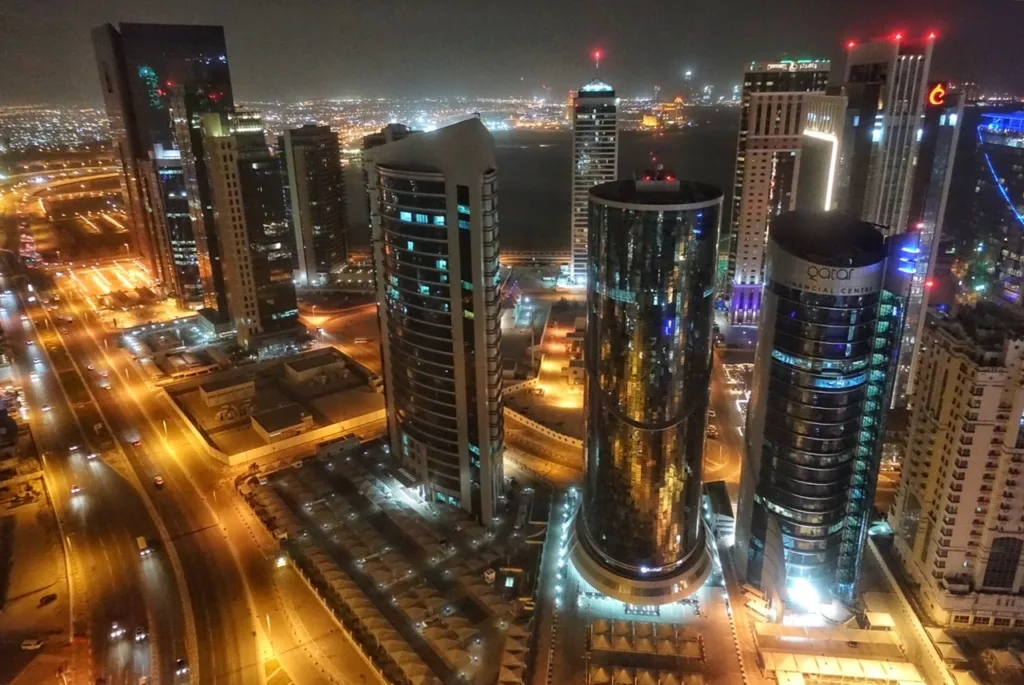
941,575,973,594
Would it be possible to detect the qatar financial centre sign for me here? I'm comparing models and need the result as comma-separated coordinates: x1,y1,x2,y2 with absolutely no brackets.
767,245,884,296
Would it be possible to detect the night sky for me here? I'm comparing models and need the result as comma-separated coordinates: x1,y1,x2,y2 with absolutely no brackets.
3,0,1023,105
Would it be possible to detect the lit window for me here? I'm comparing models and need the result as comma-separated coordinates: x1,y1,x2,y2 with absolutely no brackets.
407,240,415,250
949,113,958,126
459,220,470,230
436,259,448,270
433,215,446,226
872,128,883,143
852,115,860,126
462,281,473,291
399,211,413,222
419,284,430,295
415,213,429,223
457,204,471,214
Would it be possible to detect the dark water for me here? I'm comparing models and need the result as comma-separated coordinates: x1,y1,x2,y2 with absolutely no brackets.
348,108,739,252
493,107,739,251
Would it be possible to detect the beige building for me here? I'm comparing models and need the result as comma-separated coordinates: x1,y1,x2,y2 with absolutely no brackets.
889,304,1024,628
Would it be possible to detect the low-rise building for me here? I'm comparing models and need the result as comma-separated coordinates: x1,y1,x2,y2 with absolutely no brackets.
199,376,256,408
251,404,313,443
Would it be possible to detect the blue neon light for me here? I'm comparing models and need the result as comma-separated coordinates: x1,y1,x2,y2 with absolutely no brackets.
579,79,614,93
978,123,1024,230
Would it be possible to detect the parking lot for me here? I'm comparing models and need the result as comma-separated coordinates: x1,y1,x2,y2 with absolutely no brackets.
242,444,542,685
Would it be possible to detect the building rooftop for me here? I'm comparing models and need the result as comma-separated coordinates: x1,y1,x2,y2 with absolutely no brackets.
285,349,344,374
578,79,615,95
770,211,887,267
748,59,830,72
590,177,722,208
928,302,1024,365
252,403,309,435
199,375,254,394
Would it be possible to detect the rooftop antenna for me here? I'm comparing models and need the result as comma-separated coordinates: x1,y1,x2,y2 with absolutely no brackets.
593,49,603,70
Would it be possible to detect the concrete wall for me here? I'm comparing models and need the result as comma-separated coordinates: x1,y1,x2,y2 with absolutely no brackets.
503,406,583,450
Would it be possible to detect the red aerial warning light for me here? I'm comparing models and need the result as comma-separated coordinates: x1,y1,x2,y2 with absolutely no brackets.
928,31,938,40
894,31,904,41
847,40,857,49
925,279,935,290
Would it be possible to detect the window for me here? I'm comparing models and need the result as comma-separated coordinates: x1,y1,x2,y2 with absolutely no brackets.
457,204,471,215
459,220,470,230
433,215,446,226
436,259,448,270
407,241,415,251
399,211,413,222
415,213,429,224
983,537,1023,589
952,615,970,624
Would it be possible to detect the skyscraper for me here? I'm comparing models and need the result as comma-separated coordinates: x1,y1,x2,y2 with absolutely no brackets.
837,36,934,231
139,144,203,307
570,79,618,285
726,60,830,322
895,85,963,405
92,22,233,279
888,303,1024,629
570,170,721,604
201,110,298,350
365,118,504,524
170,86,233,315
280,125,347,286
973,112,1024,305
734,211,914,607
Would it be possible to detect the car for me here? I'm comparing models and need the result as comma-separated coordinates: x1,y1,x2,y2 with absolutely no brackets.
70,484,82,495
20,639,43,650
87,452,99,461
87,364,94,371
100,370,108,378
131,438,141,447
41,404,51,412
153,476,164,488
33,358,41,364
134,626,147,642
707,410,716,418
257,475,269,486
38,593,58,607
20,315,28,322
29,372,39,381
26,340,33,346
69,444,80,452
109,622,125,639
175,658,190,675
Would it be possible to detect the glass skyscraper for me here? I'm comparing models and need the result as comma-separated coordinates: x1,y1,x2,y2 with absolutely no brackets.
571,171,720,604
734,211,914,608
92,23,233,294
366,118,504,524
570,79,618,285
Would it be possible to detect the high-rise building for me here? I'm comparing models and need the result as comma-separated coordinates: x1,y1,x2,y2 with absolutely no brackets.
170,86,233,315
894,85,963,406
837,36,934,231
280,125,347,286
726,59,830,323
201,110,298,349
734,211,915,607
92,22,233,280
570,170,721,605
365,118,504,524
566,89,577,122
973,112,1024,305
888,303,1024,628
570,79,618,284
139,144,204,307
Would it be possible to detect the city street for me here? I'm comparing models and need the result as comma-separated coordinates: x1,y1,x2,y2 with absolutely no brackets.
1,275,188,685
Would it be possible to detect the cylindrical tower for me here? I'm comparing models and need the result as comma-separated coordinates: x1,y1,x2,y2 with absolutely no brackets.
571,172,722,604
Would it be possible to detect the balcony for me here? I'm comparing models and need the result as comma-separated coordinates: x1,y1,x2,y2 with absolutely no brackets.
941,576,972,594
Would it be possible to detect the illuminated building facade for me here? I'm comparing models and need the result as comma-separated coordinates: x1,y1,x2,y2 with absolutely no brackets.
566,89,577,122
201,110,298,349
92,22,233,282
889,304,1024,629
139,144,204,307
734,211,914,606
835,36,934,230
366,118,504,524
571,79,618,284
280,125,347,286
896,85,963,405
571,171,721,604
726,60,829,323
973,112,1024,305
